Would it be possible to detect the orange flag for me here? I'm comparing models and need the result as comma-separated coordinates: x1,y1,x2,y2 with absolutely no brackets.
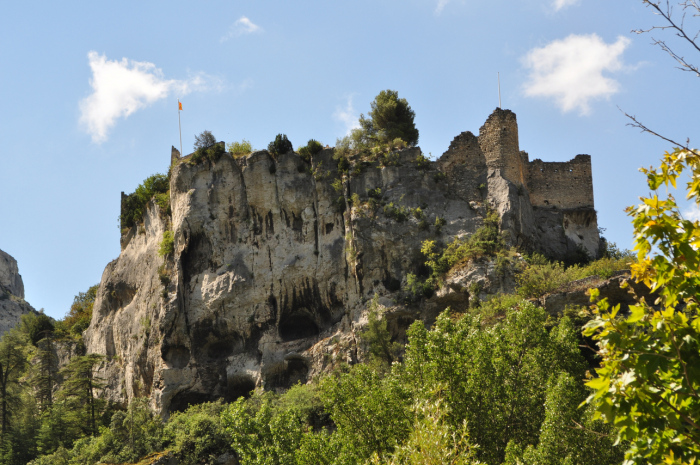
178,101,183,111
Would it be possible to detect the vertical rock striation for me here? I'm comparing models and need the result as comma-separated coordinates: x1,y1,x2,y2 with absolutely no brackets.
0,249,36,336
84,109,602,414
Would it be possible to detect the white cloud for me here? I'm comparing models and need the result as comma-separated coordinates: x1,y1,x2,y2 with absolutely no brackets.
333,95,360,136
79,52,209,143
683,205,700,222
552,0,580,12
522,34,630,115
221,16,262,42
435,0,450,14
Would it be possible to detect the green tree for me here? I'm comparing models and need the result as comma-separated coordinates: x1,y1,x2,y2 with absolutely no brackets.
360,90,419,147
0,330,28,448
164,401,229,465
193,130,216,150
57,354,105,437
359,297,402,367
584,145,700,464
268,133,294,156
223,393,305,465
581,2,700,463
20,312,54,347
32,336,58,412
319,364,412,463
401,303,587,464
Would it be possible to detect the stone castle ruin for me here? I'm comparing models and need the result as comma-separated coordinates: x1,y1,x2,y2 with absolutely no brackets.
438,108,598,260
96,108,600,413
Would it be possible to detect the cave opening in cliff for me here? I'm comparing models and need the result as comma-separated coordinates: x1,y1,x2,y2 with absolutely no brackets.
279,312,319,341
226,374,256,402
169,390,216,413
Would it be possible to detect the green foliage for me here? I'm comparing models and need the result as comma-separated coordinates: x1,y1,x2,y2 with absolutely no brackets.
507,373,622,465
120,174,170,230
368,401,481,465
57,354,105,437
228,139,254,157
268,133,294,156
404,273,434,301
157,230,174,257
319,364,412,463
71,398,162,464
401,303,588,464
223,393,305,465
191,142,225,164
516,259,569,299
584,146,700,464
360,90,419,147
420,211,505,286
193,130,216,150
297,139,323,162
54,285,97,338
517,253,633,299
154,191,170,215
414,153,430,170
383,202,410,222
164,401,229,465
0,329,30,458
20,312,54,346
359,296,402,367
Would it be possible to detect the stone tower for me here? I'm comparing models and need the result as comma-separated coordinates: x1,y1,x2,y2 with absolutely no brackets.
478,108,526,187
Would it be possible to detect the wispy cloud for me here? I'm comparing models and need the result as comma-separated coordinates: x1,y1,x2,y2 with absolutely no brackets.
683,204,700,222
333,95,360,136
435,0,451,14
552,0,580,12
221,16,262,42
522,34,630,115
79,52,211,143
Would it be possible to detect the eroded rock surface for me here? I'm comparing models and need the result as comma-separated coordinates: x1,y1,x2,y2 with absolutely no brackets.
0,248,36,336
84,109,603,414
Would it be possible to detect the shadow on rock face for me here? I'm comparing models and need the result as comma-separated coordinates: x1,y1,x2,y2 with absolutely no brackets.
279,311,319,342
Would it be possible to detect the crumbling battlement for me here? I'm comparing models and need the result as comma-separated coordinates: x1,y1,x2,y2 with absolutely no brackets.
526,155,594,209
478,108,526,187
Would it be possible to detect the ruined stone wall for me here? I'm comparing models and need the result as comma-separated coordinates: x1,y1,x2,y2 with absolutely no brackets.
526,155,594,209
437,131,487,203
478,108,526,187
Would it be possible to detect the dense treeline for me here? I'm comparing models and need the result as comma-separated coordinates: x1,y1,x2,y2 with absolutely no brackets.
0,248,634,465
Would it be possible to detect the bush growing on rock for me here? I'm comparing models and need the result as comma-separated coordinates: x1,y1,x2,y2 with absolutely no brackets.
297,139,323,162
120,174,169,230
193,130,216,150
228,139,254,157
267,134,293,156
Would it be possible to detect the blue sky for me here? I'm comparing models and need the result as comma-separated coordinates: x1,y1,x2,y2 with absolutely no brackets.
1,0,698,319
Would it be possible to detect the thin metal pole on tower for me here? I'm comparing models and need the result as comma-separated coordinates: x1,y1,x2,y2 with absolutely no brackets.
178,99,183,156
498,72,502,109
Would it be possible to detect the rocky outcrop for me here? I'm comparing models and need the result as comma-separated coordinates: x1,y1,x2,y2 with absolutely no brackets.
0,249,36,336
84,109,603,414
537,271,656,315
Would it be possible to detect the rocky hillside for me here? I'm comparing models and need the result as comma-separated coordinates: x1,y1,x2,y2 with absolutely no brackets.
0,248,36,336
84,109,603,414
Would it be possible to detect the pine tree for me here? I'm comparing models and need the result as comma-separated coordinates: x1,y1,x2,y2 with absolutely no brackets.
57,354,105,436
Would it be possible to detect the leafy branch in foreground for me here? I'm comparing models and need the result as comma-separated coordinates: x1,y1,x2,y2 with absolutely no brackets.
584,146,700,464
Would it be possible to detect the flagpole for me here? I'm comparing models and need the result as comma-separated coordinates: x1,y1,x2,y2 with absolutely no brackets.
178,99,183,156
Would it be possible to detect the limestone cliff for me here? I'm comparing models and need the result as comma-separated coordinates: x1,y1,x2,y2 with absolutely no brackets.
84,109,601,414
0,249,36,336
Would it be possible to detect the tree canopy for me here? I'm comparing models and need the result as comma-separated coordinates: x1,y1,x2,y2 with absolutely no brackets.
360,90,419,147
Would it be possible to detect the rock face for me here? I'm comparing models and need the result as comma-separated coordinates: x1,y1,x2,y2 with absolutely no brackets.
84,108,602,414
0,249,36,336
